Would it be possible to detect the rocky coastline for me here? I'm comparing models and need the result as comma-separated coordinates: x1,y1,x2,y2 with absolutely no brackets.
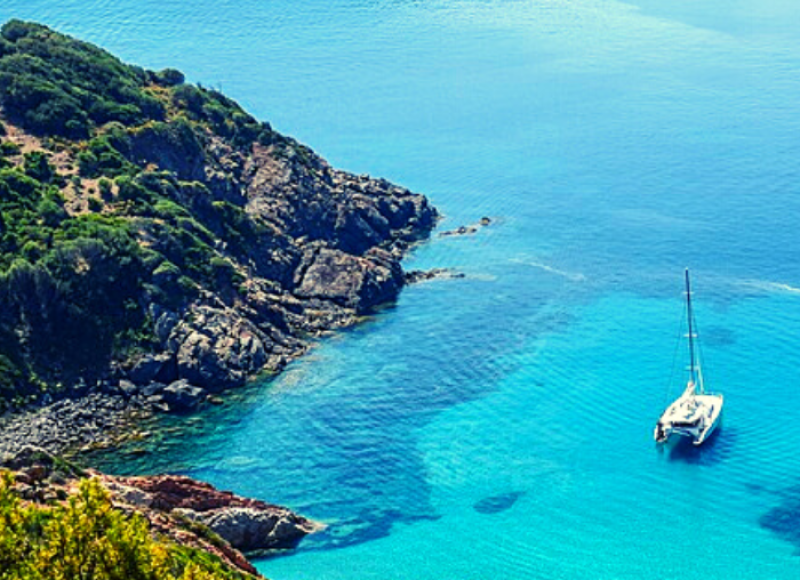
0,23,439,419
0,157,438,458
0,132,438,449
0,20,444,573
1,447,322,577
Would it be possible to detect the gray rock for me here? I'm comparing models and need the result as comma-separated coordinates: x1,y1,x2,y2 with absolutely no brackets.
294,247,403,312
0,394,148,457
129,354,176,385
198,507,313,551
405,268,466,284
154,311,179,347
141,382,166,398
162,380,206,412
118,380,138,398
440,225,478,237
170,306,268,390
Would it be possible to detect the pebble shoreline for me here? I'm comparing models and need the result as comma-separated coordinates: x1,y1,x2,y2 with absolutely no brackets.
0,390,154,458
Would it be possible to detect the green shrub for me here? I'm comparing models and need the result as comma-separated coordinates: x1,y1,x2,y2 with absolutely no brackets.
153,199,190,220
209,256,236,286
115,174,150,202
20,239,45,261
98,177,113,200
0,140,20,155
87,197,103,212
172,84,206,117
36,198,65,227
154,67,185,87
78,136,133,178
153,259,181,279
23,151,54,183
177,275,198,297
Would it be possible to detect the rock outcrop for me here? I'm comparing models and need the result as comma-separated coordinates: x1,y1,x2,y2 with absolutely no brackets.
104,474,323,554
124,141,439,393
168,306,269,391
0,447,322,577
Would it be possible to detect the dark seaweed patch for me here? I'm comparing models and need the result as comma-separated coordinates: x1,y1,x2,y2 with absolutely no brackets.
760,484,800,552
473,491,524,515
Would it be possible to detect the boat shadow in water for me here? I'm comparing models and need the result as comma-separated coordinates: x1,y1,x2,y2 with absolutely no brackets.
661,427,734,466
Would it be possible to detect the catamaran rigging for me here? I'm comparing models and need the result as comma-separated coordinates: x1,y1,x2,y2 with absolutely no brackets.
654,269,724,446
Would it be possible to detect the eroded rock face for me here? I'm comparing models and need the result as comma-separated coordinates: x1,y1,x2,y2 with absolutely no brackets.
242,144,436,256
168,306,268,390
294,247,403,311
120,139,436,393
103,473,322,553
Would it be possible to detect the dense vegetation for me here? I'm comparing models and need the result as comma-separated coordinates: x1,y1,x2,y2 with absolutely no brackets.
0,471,250,579
0,20,274,144
0,20,288,409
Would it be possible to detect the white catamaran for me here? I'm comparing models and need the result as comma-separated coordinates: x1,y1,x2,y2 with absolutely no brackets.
654,269,724,446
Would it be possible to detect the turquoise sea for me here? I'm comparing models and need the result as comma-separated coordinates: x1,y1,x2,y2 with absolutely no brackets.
4,1,800,578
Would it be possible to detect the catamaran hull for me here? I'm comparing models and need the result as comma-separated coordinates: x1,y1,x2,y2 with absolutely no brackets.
693,399,723,446
654,395,723,447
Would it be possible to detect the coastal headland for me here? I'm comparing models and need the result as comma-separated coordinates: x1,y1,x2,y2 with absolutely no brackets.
0,19,437,444
0,20,437,576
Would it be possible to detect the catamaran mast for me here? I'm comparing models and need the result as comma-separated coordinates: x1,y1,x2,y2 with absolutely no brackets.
685,268,697,390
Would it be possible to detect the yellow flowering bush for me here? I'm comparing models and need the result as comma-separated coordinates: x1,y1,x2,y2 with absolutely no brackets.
0,471,249,580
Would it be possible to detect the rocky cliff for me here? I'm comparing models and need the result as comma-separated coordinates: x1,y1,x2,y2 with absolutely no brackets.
0,20,437,415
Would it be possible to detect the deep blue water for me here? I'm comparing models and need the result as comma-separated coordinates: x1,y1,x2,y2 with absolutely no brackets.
4,1,800,578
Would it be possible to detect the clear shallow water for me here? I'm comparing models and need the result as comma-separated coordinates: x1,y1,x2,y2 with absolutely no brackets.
4,0,800,578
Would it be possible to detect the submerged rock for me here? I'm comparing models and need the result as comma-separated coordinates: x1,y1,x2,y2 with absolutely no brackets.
440,225,478,237
404,268,466,284
439,216,494,238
